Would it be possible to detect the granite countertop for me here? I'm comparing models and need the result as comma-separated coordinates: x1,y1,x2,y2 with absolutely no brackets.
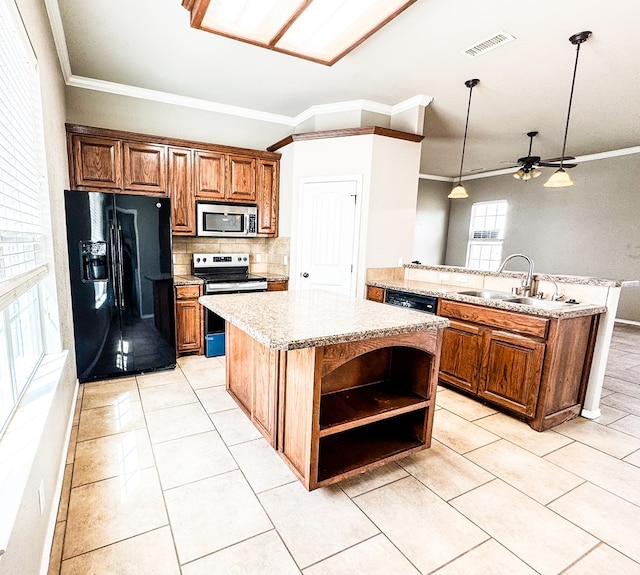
367,278,607,319
260,272,290,282
199,289,449,350
174,274,204,286
404,263,638,288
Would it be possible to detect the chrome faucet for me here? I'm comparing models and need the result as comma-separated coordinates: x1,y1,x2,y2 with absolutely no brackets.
497,254,535,297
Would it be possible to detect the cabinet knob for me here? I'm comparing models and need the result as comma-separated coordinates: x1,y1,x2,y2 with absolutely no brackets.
302,272,309,278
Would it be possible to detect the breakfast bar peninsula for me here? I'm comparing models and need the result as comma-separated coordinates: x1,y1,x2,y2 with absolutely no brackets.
199,290,449,490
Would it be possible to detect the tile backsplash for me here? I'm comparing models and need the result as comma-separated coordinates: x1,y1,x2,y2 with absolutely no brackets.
172,236,290,277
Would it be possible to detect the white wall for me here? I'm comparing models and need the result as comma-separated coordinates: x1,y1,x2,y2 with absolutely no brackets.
280,134,421,296
2,0,77,573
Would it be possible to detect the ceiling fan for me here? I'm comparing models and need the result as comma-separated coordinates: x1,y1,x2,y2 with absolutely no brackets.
512,131,577,181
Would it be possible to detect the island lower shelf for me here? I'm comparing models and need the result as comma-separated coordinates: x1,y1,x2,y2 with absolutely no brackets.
225,323,444,490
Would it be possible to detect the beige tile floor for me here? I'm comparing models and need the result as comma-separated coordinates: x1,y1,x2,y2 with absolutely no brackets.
47,324,640,574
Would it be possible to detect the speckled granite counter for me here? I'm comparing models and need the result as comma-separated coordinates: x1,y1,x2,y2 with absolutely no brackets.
366,278,606,319
260,272,289,282
204,289,448,490
200,289,449,350
174,274,204,286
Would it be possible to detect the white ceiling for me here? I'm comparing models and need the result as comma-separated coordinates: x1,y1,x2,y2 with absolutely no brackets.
53,0,640,178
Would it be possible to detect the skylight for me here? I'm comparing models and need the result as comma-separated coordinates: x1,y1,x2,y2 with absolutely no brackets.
182,0,416,65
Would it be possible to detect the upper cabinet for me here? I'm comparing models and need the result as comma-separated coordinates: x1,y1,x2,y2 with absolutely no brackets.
122,142,167,195
66,124,281,236
70,135,122,190
168,147,194,235
256,159,279,237
194,150,226,200
228,154,257,202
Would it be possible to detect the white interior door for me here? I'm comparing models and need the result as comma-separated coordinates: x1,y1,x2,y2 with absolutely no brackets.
296,178,360,295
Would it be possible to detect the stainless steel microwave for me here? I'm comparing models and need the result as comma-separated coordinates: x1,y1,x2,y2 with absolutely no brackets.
196,202,257,237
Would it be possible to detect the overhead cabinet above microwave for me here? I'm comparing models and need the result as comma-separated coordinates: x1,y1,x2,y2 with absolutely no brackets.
66,124,280,237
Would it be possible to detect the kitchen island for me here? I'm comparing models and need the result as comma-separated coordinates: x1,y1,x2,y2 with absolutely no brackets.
199,289,449,490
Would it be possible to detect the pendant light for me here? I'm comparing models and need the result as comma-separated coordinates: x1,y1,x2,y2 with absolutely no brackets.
449,79,479,199
544,31,592,188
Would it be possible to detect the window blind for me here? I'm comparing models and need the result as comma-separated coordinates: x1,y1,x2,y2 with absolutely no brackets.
0,0,44,281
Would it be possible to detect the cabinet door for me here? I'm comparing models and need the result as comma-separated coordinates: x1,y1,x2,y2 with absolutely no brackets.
479,330,545,417
438,320,483,393
71,135,122,190
366,286,385,303
267,280,288,292
175,298,203,353
256,159,279,236
228,154,257,202
169,147,195,235
252,344,279,445
194,150,226,199
123,142,167,195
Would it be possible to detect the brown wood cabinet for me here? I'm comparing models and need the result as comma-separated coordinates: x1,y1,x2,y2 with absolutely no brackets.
194,150,226,200
175,284,203,355
438,299,599,430
70,134,122,190
228,154,257,202
366,285,385,303
226,326,443,490
123,142,167,195
267,280,288,291
256,159,279,236
168,147,194,235
66,124,281,237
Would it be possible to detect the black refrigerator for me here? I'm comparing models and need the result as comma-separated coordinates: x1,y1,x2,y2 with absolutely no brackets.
64,190,176,382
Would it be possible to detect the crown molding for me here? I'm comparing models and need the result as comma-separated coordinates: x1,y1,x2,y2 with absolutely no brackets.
43,0,71,80
67,75,296,125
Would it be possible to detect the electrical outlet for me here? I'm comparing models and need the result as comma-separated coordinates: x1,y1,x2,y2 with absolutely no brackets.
283,255,288,266
38,480,45,516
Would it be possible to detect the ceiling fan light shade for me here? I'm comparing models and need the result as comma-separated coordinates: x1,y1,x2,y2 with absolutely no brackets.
544,168,574,188
531,168,542,178
448,184,469,199
513,168,525,180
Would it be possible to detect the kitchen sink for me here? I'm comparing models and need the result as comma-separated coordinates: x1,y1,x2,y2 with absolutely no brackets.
503,297,568,310
458,290,512,300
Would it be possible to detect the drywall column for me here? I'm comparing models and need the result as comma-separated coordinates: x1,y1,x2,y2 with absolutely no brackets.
278,129,422,298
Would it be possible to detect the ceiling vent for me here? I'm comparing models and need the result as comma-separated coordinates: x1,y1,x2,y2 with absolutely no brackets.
462,31,515,58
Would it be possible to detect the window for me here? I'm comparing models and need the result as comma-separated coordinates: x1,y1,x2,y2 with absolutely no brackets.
0,0,49,434
466,200,508,271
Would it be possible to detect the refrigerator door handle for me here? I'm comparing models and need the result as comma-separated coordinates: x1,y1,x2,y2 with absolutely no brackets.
116,223,126,309
109,223,124,310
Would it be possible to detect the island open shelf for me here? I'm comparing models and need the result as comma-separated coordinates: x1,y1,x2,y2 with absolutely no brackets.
199,290,448,490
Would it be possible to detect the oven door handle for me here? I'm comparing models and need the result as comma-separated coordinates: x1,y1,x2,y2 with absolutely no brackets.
206,282,267,293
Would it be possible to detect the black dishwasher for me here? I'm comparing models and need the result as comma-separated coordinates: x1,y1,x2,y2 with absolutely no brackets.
385,289,438,314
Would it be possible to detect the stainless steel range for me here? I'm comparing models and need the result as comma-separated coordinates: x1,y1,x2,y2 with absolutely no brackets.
192,253,267,294
192,253,267,357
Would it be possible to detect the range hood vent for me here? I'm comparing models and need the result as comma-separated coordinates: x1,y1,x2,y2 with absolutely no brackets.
462,31,515,58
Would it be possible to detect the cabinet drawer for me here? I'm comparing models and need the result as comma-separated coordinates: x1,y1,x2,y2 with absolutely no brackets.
175,285,201,299
439,299,548,339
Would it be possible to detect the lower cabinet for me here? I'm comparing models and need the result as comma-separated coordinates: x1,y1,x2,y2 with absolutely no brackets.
226,326,443,490
175,284,203,356
267,279,288,291
439,319,483,394
480,330,545,417
438,299,599,430
366,285,385,303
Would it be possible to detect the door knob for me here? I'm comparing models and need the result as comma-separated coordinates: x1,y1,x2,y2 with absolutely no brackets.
302,272,309,278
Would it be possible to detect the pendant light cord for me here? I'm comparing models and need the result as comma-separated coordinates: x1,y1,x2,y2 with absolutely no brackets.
559,41,583,169
457,81,476,185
